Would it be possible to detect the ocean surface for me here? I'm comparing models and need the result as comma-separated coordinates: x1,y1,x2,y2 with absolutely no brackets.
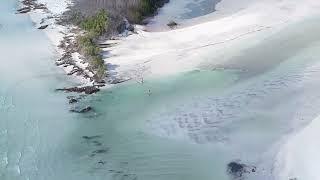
2,0,320,180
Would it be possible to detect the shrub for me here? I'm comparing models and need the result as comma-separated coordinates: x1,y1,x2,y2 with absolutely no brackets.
91,56,104,69
139,0,157,16
80,9,109,36
76,10,109,82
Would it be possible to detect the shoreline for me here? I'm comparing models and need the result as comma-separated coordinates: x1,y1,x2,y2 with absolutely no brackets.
17,0,320,88
25,0,100,86
18,0,171,91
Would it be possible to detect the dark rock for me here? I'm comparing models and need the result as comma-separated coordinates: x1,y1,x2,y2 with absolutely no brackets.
56,86,100,94
127,24,134,32
16,7,31,14
38,24,48,29
108,78,131,84
98,161,106,165
98,43,117,48
82,135,102,140
67,68,80,75
68,98,78,104
70,106,92,113
117,21,127,34
93,148,109,154
92,140,102,146
67,96,75,99
167,20,178,29
79,106,92,113
90,148,109,157
227,161,256,179
227,162,246,178
17,0,48,14
117,19,135,34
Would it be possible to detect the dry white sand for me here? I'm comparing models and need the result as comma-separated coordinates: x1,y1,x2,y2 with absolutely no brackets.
275,114,320,180
103,0,320,81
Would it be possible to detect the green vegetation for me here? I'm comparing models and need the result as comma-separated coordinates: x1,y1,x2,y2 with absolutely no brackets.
139,0,158,16
76,10,109,82
131,0,166,23
64,2,167,81
80,10,108,36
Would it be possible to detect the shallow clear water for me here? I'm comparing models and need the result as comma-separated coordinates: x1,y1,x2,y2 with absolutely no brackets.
146,0,222,30
2,0,320,180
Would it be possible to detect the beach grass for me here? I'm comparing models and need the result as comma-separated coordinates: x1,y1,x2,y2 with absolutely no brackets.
76,9,109,82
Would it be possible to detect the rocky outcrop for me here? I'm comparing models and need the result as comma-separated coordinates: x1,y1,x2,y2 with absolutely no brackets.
56,31,102,83
56,86,100,94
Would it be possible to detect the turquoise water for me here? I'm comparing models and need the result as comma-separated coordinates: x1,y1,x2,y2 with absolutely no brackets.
3,0,320,180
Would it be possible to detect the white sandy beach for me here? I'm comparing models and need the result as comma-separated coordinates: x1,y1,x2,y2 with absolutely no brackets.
275,114,320,180
104,0,320,81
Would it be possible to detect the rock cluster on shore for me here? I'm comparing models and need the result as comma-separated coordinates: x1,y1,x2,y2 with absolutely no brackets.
17,0,169,103
55,32,100,83
16,0,47,14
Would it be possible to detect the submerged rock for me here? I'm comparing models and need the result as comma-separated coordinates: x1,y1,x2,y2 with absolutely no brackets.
68,98,78,104
90,148,110,157
79,106,92,113
93,149,109,154
92,140,102,146
227,161,256,179
227,162,245,178
82,135,102,140
98,160,106,165
70,106,93,113
108,77,131,84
